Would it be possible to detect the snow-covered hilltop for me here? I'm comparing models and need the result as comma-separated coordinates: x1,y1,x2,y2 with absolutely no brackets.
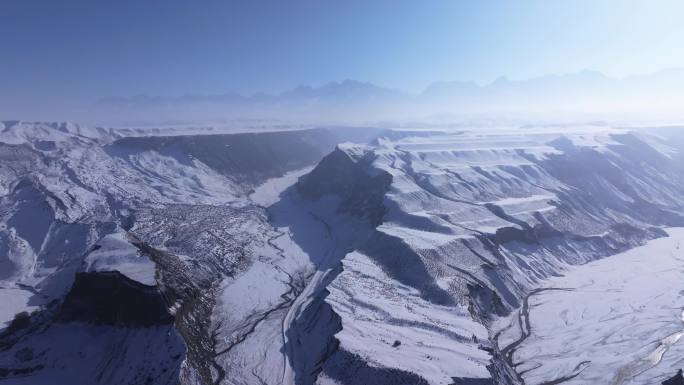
1,121,683,385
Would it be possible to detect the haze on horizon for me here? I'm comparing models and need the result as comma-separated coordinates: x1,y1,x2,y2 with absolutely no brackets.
2,0,684,126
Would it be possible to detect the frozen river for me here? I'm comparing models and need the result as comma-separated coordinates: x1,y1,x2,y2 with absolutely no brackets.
497,228,684,384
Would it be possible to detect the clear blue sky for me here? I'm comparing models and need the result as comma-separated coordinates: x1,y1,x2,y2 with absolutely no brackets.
2,0,684,104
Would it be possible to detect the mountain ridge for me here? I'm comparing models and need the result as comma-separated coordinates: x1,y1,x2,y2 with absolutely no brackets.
85,69,684,126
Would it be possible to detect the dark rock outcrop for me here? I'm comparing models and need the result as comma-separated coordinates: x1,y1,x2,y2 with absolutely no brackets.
663,369,684,385
59,271,173,327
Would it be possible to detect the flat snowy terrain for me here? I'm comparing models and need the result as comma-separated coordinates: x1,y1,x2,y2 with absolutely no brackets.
500,227,684,385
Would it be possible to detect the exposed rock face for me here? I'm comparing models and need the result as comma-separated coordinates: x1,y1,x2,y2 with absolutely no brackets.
59,271,173,327
663,370,684,385
298,145,392,226
0,272,185,385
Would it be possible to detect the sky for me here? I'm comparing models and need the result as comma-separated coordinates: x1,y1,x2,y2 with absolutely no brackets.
2,0,684,119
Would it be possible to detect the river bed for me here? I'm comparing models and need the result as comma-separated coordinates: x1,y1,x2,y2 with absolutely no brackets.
497,227,684,384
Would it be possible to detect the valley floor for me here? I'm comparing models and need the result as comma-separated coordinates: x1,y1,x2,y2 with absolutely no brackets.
497,228,684,385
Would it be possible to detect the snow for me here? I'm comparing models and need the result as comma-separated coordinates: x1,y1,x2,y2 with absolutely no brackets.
506,227,684,385
0,121,112,146
326,251,491,384
376,223,459,248
84,230,157,286
0,288,39,327
249,166,314,206
481,194,554,206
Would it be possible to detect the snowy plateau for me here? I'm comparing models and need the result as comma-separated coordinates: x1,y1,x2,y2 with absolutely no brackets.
1,120,684,385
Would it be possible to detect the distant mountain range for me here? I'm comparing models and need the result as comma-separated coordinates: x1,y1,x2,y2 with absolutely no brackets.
91,68,684,125
97,79,406,108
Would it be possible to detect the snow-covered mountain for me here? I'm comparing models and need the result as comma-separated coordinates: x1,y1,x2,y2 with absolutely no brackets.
1,121,684,385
